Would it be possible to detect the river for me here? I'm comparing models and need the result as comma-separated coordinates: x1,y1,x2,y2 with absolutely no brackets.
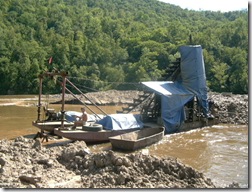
0,95,248,188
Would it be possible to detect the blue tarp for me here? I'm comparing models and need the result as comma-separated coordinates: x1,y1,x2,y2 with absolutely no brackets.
142,45,210,134
63,112,142,131
97,114,144,130
142,81,194,133
179,45,209,117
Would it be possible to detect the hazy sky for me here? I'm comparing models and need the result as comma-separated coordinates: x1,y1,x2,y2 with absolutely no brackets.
158,0,248,12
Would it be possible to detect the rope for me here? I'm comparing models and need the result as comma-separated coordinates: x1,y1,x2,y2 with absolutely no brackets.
66,78,108,116
65,76,147,93
56,79,105,119
67,76,141,85
65,81,99,92
64,86,102,120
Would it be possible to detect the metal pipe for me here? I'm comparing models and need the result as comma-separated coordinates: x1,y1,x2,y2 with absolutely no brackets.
60,74,67,128
65,87,102,120
66,78,108,116
37,75,43,122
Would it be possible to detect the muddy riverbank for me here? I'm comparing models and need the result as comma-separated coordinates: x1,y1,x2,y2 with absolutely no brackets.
0,137,240,188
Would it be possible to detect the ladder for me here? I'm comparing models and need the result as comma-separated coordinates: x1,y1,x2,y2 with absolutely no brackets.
116,91,152,114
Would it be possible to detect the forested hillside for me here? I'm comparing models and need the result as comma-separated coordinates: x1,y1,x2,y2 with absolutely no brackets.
0,0,248,94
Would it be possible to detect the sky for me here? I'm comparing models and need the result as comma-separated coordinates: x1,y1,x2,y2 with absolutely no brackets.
158,0,249,12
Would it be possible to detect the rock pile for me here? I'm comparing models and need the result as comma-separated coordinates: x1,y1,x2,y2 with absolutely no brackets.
0,136,222,188
52,90,142,105
0,137,84,188
59,149,215,188
84,90,142,105
209,92,248,125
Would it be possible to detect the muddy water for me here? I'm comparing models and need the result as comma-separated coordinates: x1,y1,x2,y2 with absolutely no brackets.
0,95,125,139
150,124,248,188
0,95,248,188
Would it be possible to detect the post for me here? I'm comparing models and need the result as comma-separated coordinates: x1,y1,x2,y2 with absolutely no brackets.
37,75,43,122
60,73,67,128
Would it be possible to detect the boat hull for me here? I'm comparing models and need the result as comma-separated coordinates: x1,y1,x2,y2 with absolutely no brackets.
32,121,74,133
179,118,219,132
54,127,140,143
109,127,165,151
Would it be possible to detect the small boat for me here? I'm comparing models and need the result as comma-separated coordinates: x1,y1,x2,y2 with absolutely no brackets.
54,124,140,143
109,127,165,151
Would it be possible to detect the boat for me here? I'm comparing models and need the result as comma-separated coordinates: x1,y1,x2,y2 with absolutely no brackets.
54,114,144,143
32,45,220,142
32,108,105,133
54,126,140,144
109,127,165,151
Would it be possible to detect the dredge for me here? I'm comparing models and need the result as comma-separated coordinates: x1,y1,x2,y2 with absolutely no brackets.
32,45,219,143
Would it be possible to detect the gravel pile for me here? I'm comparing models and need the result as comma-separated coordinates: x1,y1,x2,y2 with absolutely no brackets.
58,146,215,188
209,92,248,125
0,137,229,189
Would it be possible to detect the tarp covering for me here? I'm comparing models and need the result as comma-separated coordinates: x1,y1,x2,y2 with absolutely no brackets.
63,111,105,122
97,114,144,130
142,81,193,96
179,45,209,117
142,81,194,133
142,45,210,133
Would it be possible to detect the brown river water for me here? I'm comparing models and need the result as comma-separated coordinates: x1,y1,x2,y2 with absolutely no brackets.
0,95,248,188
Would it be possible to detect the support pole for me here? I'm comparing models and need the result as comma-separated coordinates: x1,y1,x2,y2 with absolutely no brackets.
60,74,67,128
37,75,43,122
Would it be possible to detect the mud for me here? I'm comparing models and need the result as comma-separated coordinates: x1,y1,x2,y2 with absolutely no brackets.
0,137,240,188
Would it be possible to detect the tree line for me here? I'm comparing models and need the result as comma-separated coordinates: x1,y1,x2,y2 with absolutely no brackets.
0,0,248,94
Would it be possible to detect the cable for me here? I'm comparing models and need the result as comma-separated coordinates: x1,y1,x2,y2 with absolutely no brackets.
68,76,141,85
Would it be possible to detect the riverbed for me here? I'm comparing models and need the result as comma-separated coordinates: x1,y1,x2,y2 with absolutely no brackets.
0,95,248,188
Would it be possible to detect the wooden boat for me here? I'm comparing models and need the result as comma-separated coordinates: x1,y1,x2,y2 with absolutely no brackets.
109,127,165,151
54,124,140,143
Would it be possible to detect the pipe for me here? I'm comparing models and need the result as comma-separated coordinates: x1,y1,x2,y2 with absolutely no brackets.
37,75,43,122
60,74,67,128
